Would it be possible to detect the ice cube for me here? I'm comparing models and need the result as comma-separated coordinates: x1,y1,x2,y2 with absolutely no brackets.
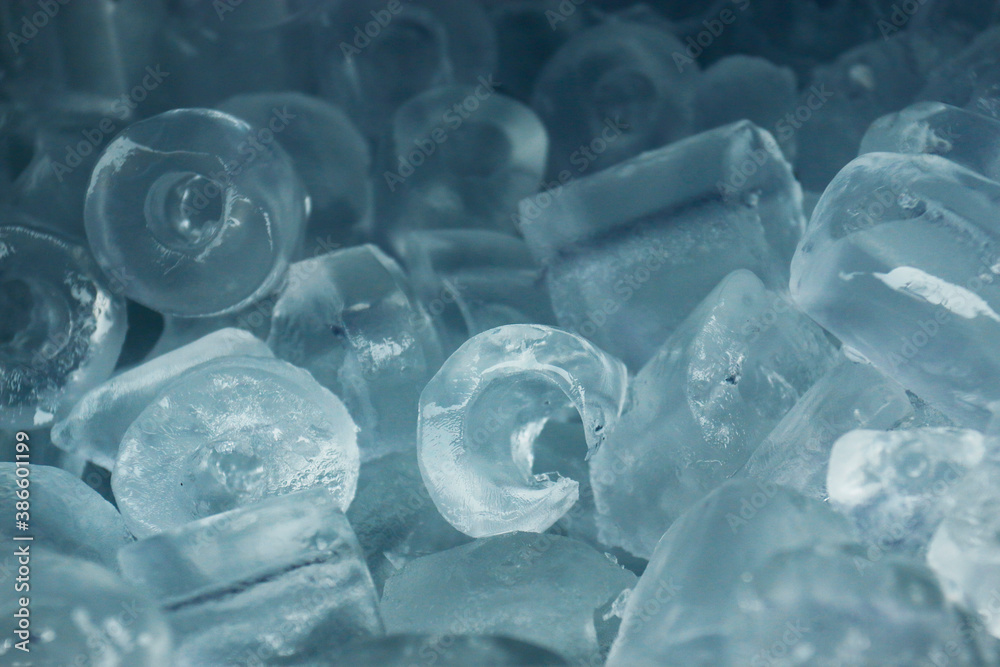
739,357,913,498
418,324,627,537
531,19,699,177
267,244,444,460
377,85,547,238
0,463,131,569
607,480,854,666
0,223,126,430
927,461,1000,638
791,151,1000,429
84,108,307,317
520,121,803,370
52,328,272,470
0,549,173,666
396,229,556,354
920,26,1000,119
591,270,838,558
860,102,1000,181
112,356,360,537
827,427,985,554
118,488,382,665
317,0,497,140
380,532,636,664
217,92,373,252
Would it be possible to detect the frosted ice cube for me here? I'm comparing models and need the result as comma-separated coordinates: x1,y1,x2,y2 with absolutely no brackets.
0,224,126,430
827,427,985,554
118,488,382,665
861,102,1000,181
0,463,131,569
112,356,360,537
396,229,556,354
791,151,1000,429
418,324,627,537
531,20,699,177
267,244,444,460
333,634,570,666
318,0,497,140
607,480,854,666
920,26,1000,119
380,532,636,664
740,357,913,498
0,549,173,666
520,121,803,370
85,108,307,317
217,92,373,252
591,270,838,558
53,328,272,470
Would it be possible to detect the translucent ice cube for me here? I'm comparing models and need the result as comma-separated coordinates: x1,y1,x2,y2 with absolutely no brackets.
85,108,307,317
217,92,373,252
267,244,444,460
0,224,126,430
0,463,131,569
0,549,173,666
112,356,360,537
118,488,382,665
791,152,1000,429
380,532,636,664
607,480,854,666
531,19,699,177
318,0,497,140
418,324,627,537
860,102,1000,181
827,427,985,554
53,328,271,470
740,357,913,498
396,229,556,354
591,270,838,558
920,26,1000,119
377,84,547,238
520,121,803,370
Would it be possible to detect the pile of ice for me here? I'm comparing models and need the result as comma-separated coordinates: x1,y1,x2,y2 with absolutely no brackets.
3,1,1000,665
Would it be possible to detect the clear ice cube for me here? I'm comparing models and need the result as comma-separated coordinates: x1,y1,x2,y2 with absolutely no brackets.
84,108,307,317
267,244,444,460
591,270,838,558
380,532,636,664
112,356,360,537
0,223,126,430
52,328,272,470
520,121,803,370
418,324,627,537
118,488,382,665
791,151,1000,429
739,356,913,498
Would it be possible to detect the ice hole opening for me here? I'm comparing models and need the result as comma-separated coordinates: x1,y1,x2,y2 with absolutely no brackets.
0,277,71,362
145,171,226,253
464,373,586,488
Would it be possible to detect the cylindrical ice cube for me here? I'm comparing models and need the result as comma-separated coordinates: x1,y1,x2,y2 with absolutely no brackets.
418,324,628,538
113,356,360,537
84,108,307,317
0,224,126,429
